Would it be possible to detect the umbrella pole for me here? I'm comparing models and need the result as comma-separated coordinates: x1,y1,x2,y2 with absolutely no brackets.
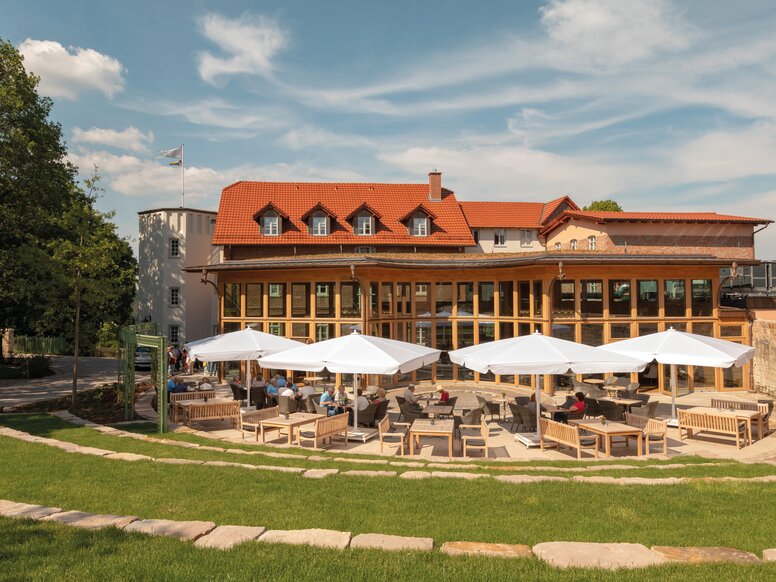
535,374,542,440
353,373,359,429
670,363,678,420
246,360,251,410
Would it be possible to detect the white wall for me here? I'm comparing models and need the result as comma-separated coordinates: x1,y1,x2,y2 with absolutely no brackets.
465,228,543,253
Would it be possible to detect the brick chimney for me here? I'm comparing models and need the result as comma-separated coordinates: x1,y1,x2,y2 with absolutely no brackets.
428,171,442,202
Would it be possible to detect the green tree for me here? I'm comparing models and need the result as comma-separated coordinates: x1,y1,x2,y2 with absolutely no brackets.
583,199,624,212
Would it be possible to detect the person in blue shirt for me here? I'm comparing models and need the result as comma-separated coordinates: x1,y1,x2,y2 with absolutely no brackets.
275,374,287,388
171,378,188,393
319,386,339,416
167,377,176,392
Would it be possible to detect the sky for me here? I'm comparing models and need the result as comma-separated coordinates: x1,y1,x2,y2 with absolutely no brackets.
4,0,776,257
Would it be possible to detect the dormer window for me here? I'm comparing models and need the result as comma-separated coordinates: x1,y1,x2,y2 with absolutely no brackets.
570,239,578,250
355,213,373,236
411,214,429,237
588,235,597,250
262,212,280,236
399,204,436,238
310,211,329,236
555,242,561,250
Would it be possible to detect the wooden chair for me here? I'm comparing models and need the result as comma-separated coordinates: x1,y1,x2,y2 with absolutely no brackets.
453,407,482,436
625,413,668,456
539,418,599,459
296,413,349,449
357,401,380,427
400,402,427,423
461,419,490,458
278,395,298,415
240,406,279,441
230,382,247,403
377,415,410,455
630,400,658,418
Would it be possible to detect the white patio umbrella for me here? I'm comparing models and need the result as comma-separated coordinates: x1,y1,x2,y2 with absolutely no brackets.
597,328,755,420
186,328,300,407
258,331,441,433
449,331,647,445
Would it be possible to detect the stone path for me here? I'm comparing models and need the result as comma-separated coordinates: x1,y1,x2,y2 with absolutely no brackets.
1,497,773,568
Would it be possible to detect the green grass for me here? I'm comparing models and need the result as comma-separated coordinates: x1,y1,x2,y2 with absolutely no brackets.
2,518,775,581
2,430,776,552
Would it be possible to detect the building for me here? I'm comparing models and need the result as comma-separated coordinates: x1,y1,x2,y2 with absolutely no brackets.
182,172,771,394
137,208,219,346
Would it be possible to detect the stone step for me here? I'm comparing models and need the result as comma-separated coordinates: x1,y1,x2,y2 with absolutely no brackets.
42,510,138,530
194,525,266,550
350,533,434,552
259,528,351,549
441,541,532,558
533,542,666,569
124,518,216,541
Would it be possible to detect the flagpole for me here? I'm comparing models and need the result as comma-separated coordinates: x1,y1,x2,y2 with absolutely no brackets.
181,144,185,208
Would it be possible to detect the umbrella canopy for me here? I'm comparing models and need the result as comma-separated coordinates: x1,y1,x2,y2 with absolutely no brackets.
258,331,441,375
449,331,648,376
186,328,300,361
596,328,755,368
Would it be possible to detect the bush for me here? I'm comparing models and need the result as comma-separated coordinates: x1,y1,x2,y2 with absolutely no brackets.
0,355,53,379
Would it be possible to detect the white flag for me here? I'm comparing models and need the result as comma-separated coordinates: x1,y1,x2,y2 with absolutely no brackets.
158,145,182,159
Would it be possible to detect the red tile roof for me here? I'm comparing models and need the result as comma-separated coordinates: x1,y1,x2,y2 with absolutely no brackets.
459,201,545,228
213,182,474,247
540,195,579,224
541,210,773,235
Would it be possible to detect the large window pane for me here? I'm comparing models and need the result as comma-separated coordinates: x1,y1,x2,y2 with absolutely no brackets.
533,281,543,317
581,323,603,346
415,283,431,316
268,322,286,336
580,279,603,317
315,283,335,318
397,283,411,315
499,322,514,339
457,321,475,380
479,321,497,379
609,279,631,317
478,282,495,316
552,323,575,342
610,323,631,339
639,323,658,336
435,283,453,317
518,281,530,316
518,323,531,336
553,280,575,318
369,282,378,317
499,281,514,316
315,323,335,342
692,322,714,336
691,279,713,316
723,365,743,388
381,283,393,315
340,282,361,317
291,283,309,317
223,283,241,317
637,280,658,317
268,283,285,317
246,283,262,317
457,282,474,316
693,366,715,388
291,322,309,339
664,279,686,317
436,321,453,380
415,321,432,381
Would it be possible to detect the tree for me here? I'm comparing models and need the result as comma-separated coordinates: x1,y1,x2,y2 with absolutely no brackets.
583,200,623,212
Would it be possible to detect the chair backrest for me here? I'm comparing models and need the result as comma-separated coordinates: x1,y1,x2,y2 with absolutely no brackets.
571,378,590,391
604,376,617,386
400,402,423,422
615,376,632,387
375,399,390,421
711,398,758,412
395,396,406,409
278,395,297,415
480,419,489,440
445,396,458,410
539,418,580,445
475,395,488,407
461,407,482,425
313,400,328,415
377,414,392,437
631,400,658,418
241,406,279,427
508,402,521,419
518,404,537,425
624,412,648,430
626,382,640,391
230,383,246,400
514,396,530,406
358,401,379,426
585,399,600,416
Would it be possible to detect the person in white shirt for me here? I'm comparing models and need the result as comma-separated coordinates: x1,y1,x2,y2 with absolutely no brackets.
403,384,419,404
279,386,295,398
300,384,317,399
198,377,213,391
356,389,370,411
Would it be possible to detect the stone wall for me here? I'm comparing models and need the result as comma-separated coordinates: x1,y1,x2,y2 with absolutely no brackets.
1,329,13,358
752,318,776,397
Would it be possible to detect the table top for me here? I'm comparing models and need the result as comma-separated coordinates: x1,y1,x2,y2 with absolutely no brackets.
598,397,643,406
410,418,454,435
584,378,606,385
303,376,324,381
686,406,761,419
423,404,454,415
176,398,232,407
260,413,325,427
570,419,642,435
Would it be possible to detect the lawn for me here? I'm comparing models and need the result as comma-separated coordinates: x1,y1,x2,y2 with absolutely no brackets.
2,518,775,581
1,426,776,552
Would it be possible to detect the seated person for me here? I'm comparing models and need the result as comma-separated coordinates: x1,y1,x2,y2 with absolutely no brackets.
320,386,339,416
231,375,242,386
299,383,317,399
171,378,188,393
274,374,288,388
371,387,387,404
334,385,349,405
436,385,450,403
251,376,267,390
279,385,296,398
266,382,279,403
553,392,586,423
198,377,213,391
167,377,177,392
356,389,370,412
403,384,419,405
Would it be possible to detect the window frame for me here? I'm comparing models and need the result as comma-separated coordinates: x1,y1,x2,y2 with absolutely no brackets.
494,229,506,247
310,212,329,236
169,238,180,258
410,215,429,237
169,287,180,307
262,213,280,236
587,235,597,250
355,213,373,236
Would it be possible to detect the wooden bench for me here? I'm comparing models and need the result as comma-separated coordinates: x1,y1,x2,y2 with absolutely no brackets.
624,413,668,456
711,398,769,438
170,390,216,422
539,418,599,459
678,410,748,449
240,406,279,441
183,400,240,429
296,413,349,449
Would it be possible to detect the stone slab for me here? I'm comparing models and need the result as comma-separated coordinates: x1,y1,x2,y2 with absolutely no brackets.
344,470,397,477
42,510,138,530
124,519,216,541
350,533,434,552
46,441,82,452
69,446,114,456
389,461,426,468
261,451,304,459
533,542,666,570
0,500,62,520
194,525,266,550
430,471,488,480
426,463,475,470
763,548,776,562
399,471,432,480
203,461,254,469
651,546,760,564
105,452,153,462
441,541,533,559
572,476,683,485
333,457,386,465
251,465,306,474
153,458,205,465
495,475,568,484
259,528,351,549
303,469,339,479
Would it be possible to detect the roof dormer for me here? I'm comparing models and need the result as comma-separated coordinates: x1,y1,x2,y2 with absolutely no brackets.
301,202,338,237
345,203,382,236
253,202,289,236
399,204,437,237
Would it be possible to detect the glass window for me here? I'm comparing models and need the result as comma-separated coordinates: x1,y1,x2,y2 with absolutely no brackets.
268,322,285,336
521,229,532,247
436,321,453,380
664,279,686,317
552,323,575,342
723,365,743,388
169,287,180,306
315,283,334,318
369,282,378,317
693,366,715,388
518,281,530,316
478,282,495,316
472,229,479,244
494,229,506,247
581,324,603,346
262,213,279,236
223,283,240,317
396,283,411,315
518,323,531,336
553,280,575,318
610,323,631,339
395,321,411,342
667,322,687,332
415,283,431,316
588,235,597,250
169,238,180,257
609,279,631,317
169,325,179,345
457,283,474,316
499,322,514,339
381,283,393,315
637,280,658,317
291,283,309,317
223,322,241,334
479,321,495,343
554,242,561,250
355,246,375,254
355,213,373,236
691,279,713,316
291,322,309,338
720,325,742,337
692,322,714,337
310,213,328,236
246,283,262,317
570,239,578,251
411,215,428,236
340,282,361,317
639,323,659,336
580,280,603,317
435,283,453,317
533,281,543,317
498,281,514,317
268,283,285,317
315,323,335,342
457,321,475,380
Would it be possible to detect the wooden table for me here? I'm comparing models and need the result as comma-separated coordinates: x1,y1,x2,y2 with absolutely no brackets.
423,404,454,417
584,378,606,385
598,397,643,412
259,412,325,444
303,376,324,388
409,419,454,459
687,406,762,444
170,391,217,422
602,385,628,397
570,419,643,457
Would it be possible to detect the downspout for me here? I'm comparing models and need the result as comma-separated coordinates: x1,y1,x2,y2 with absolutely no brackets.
545,261,566,395
200,268,223,382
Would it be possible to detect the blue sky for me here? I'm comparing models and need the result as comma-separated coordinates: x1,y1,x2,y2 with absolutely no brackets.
4,0,776,256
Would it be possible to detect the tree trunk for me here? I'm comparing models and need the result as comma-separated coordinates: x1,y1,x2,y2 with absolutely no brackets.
71,268,81,410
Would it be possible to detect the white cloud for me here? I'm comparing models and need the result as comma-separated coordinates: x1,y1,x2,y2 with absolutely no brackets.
72,126,154,154
279,126,376,150
197,13,288,85
18,39,125,99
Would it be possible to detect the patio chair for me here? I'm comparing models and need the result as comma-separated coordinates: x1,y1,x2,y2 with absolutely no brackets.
615,376,632,387
586,386,609,399
441,396,458,417
395,396,407,421
374,399,390,422
377,415,410,456
357,401,380,427
313,400,330,416
278,395,298,415
630,400,658,418
514,396,530,406
625,413,668,456
250,387,266,409
508,402,522,432
399,402,428,423
584,399,600,418
517,405,537,432
460,419,490,458
604,376,618,387
302,395,320,414
230,382,247,404
453,407,482,436
597,400,625,422
621,382,640,399
476,395,501,421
